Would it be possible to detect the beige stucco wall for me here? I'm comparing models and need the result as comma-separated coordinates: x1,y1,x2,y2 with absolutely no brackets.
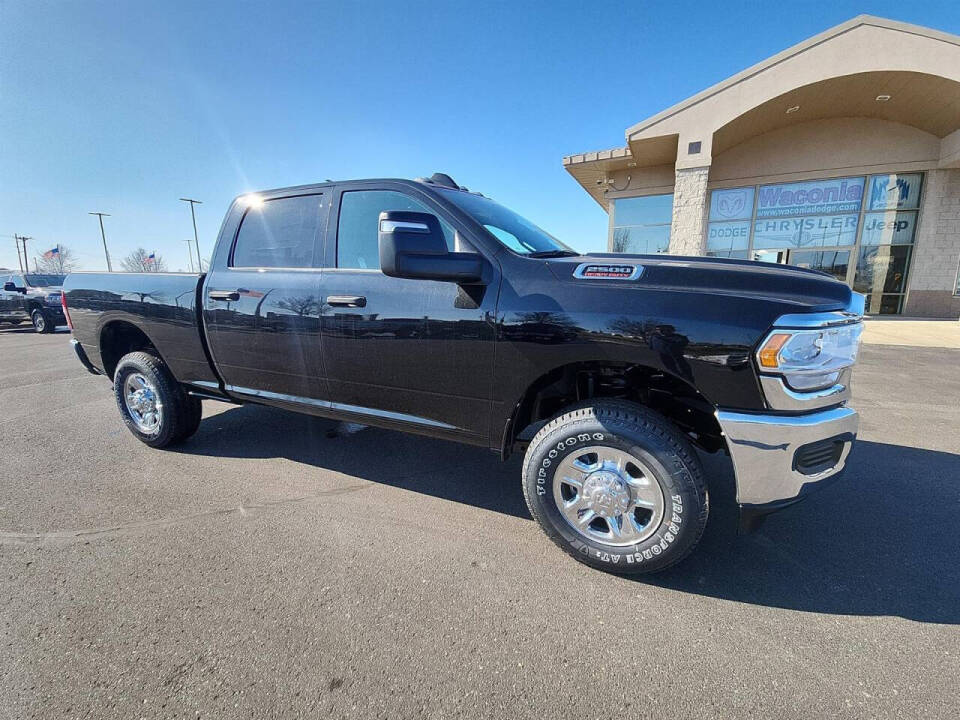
604,164,675,207
710,118,941,184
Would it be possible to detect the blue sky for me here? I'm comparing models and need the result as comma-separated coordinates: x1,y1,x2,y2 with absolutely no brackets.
2,0,959,271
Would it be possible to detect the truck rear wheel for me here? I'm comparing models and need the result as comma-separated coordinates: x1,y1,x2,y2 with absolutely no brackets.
113,351,202,448
522,400,708,575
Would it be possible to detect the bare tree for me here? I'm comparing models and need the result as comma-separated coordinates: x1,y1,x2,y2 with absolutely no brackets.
35,244,80,273
276,295,320,317
121,248,168,273
611,228,631,254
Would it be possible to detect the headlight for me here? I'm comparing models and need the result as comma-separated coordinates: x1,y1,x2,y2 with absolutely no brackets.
46,293,62,305
756,322,863,391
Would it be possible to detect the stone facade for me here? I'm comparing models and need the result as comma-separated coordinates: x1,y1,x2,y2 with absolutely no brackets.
904,169,960,318
668,167,710,256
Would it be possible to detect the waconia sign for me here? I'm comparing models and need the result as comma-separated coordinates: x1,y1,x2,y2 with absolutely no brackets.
756,177,864,218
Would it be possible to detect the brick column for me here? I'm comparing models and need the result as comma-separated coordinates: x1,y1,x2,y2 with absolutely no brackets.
669,166,710,256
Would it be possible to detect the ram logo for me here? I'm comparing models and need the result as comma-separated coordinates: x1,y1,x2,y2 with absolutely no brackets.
717,190,748,218
573,263,643,280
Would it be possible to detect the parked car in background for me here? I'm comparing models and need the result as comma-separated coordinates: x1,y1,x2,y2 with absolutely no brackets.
61,174,864,575
1,273,67,332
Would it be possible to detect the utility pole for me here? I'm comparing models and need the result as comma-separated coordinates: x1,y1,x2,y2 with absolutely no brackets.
89,212,113,272
12,235,24,271
183,239,195,272
179,198,202,270
15,235,32,272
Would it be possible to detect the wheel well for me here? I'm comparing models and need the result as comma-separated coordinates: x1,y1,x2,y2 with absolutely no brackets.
99,321,158,380
506,362,724,458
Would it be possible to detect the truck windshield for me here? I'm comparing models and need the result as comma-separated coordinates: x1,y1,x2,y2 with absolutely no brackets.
437,189,576,257
24,274,66,287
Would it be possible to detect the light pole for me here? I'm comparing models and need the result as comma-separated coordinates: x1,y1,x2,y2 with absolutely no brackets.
183,238,195,272
89,212,113,271
179,198,202,269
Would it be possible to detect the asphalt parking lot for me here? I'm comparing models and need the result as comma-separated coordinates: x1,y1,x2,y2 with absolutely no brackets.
1,325,958,719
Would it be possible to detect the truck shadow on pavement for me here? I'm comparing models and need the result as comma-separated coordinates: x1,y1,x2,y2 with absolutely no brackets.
178,404,959,625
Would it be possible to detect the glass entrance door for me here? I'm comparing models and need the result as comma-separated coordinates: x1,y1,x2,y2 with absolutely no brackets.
786,248,851,283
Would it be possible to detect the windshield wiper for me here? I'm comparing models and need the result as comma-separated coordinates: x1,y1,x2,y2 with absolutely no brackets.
527,250,579,258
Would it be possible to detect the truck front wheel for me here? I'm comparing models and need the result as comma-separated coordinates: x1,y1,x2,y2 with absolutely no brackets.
522,400,709,575
113,351,203,448
31,309,53,333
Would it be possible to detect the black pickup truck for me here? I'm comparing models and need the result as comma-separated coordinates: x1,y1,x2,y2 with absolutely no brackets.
2,273,67,332
62,174,863,574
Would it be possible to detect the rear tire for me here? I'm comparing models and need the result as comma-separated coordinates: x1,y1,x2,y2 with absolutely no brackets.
31,309,53,333
174,394,203,443
522,400,709,575
114,351,202,448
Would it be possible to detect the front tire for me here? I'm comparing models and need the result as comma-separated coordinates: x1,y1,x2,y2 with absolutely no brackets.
31,309,53,333
114,351,202,448
522,400,708,575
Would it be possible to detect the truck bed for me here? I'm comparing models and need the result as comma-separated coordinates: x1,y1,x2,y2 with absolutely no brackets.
62,272,219,387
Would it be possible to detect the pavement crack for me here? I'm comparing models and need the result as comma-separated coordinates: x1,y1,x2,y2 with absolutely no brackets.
0,483,373,546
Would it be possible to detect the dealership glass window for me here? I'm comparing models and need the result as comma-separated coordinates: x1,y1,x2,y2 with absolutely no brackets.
706,187,754,259
865,173,922,211
854,174,922,314
611,194,672,254
703,173,924,314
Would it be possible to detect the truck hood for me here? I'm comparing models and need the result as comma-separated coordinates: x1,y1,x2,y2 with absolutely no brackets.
546,253,855,312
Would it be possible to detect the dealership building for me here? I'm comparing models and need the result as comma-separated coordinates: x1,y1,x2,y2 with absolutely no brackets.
564,16,960,316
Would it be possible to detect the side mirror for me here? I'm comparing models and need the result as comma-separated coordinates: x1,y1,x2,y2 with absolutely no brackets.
378,211,484,283
3,282,21,292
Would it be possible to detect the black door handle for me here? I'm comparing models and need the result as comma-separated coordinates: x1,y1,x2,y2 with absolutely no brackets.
326,295,366,308
208,290,240,302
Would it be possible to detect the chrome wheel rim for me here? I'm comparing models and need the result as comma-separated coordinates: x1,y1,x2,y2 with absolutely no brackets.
123,373,162,434
33,313,45,331
553,445,665,547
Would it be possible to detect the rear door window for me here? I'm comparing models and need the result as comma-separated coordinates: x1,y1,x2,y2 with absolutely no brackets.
231,194,324,268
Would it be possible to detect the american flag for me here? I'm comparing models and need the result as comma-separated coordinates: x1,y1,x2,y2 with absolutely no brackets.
145,252,156,265
43,246,59,259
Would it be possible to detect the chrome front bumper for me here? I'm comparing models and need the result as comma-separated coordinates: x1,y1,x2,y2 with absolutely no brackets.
717,406,858,507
